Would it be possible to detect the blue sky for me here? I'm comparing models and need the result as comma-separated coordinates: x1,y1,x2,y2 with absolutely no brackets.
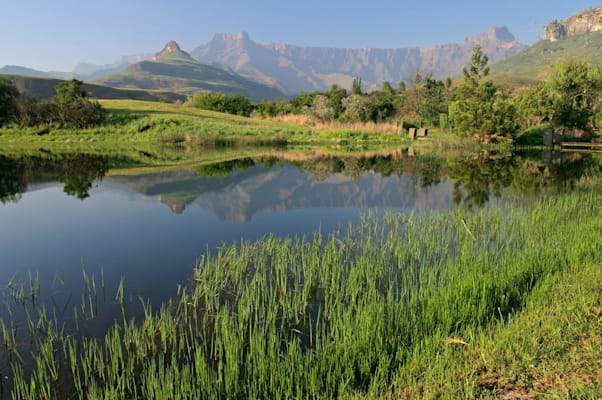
2,0,600,71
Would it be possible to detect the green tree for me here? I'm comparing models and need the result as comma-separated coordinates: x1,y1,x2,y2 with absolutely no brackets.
271,97,291,116
450,45,518,142
341,94,368,122
381,81,395,96
444,77,453,90
546,59,601,131
290,92,316,114
309,95,335,122
55,78,87,106
0,78,19,127
186,92,225,111
327,84,347,119
351,77,363,95
512,85,551,128
53,79,105,128
419,77,446,126
15,97,56,127
187,92,256,116
256,99,276,117
397,84,423,122
364,91,395,122
222,95,254,116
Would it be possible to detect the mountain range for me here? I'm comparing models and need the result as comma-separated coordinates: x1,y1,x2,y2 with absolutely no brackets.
0,26,527,99
191,27,526,94
90,41,284,102
2,6,601,100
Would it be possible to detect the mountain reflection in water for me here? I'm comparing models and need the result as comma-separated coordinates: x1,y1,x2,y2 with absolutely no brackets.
0,147,600,317
1,149,600,217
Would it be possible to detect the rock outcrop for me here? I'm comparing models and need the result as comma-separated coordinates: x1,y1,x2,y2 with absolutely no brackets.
151,40,193,61
543,6,602,41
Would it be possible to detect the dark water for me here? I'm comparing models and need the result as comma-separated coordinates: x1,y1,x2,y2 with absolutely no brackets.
0,149,600,308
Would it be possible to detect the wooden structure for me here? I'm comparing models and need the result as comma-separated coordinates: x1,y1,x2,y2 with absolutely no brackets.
543,129,602,152
543,130,563,147
408,128,416,140
418,128,428,137
560,142,602,150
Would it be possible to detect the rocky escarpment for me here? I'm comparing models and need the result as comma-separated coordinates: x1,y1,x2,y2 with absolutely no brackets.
192,27,526,94
544,6,602,41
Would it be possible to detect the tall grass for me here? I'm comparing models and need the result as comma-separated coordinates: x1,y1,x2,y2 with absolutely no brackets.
1,191,601,399
267,114,404,135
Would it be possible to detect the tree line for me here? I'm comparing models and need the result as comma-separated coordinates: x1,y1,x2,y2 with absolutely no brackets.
186,46,602,144
0,78,105,129
2,46,600,144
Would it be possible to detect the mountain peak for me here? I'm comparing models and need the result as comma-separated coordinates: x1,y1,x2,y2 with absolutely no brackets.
488,26,516,42
464,26,519,45
151,40,193,61
213,32,251,42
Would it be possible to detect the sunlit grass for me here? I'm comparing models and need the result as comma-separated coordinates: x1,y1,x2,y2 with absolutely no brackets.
0,100,410,148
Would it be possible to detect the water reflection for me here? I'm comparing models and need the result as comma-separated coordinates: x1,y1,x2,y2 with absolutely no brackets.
449,151,516,209
0,147,600,341
449,150,601,209
1,149,600,213
106,152,457,221
0,153,109,202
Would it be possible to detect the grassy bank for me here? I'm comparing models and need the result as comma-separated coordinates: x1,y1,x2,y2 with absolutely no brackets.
0,100,412,148
2,188,601,399
393,261,602,399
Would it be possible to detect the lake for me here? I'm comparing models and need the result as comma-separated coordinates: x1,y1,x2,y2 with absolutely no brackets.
0,147,599,312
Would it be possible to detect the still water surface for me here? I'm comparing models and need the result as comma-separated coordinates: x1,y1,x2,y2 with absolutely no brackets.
0,149,598,308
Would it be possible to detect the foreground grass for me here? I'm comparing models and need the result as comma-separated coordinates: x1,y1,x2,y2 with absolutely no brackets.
2,188,601,399
394,261,602,399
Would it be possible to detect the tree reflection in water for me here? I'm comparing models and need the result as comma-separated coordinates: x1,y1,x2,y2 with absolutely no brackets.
448,150,601,209
0,153,109,202
0,149,599,208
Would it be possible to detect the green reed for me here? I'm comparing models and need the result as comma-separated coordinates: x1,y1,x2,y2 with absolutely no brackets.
1,190,601,399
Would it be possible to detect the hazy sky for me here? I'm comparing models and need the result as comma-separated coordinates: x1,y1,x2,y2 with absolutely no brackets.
1,0,600,71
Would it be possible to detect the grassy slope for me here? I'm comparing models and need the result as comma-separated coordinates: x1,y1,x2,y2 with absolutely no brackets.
91,55,284,102
0,74,186,102
393,262,602,399
0,99,407,151
491,31,602,84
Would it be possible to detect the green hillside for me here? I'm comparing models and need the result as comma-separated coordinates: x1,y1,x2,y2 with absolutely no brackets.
1,74,186,102
91,42,284,102
491,31,602,84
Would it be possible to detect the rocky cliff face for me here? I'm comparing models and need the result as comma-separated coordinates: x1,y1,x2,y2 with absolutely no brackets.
191,27,526,94
544,6,602,41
